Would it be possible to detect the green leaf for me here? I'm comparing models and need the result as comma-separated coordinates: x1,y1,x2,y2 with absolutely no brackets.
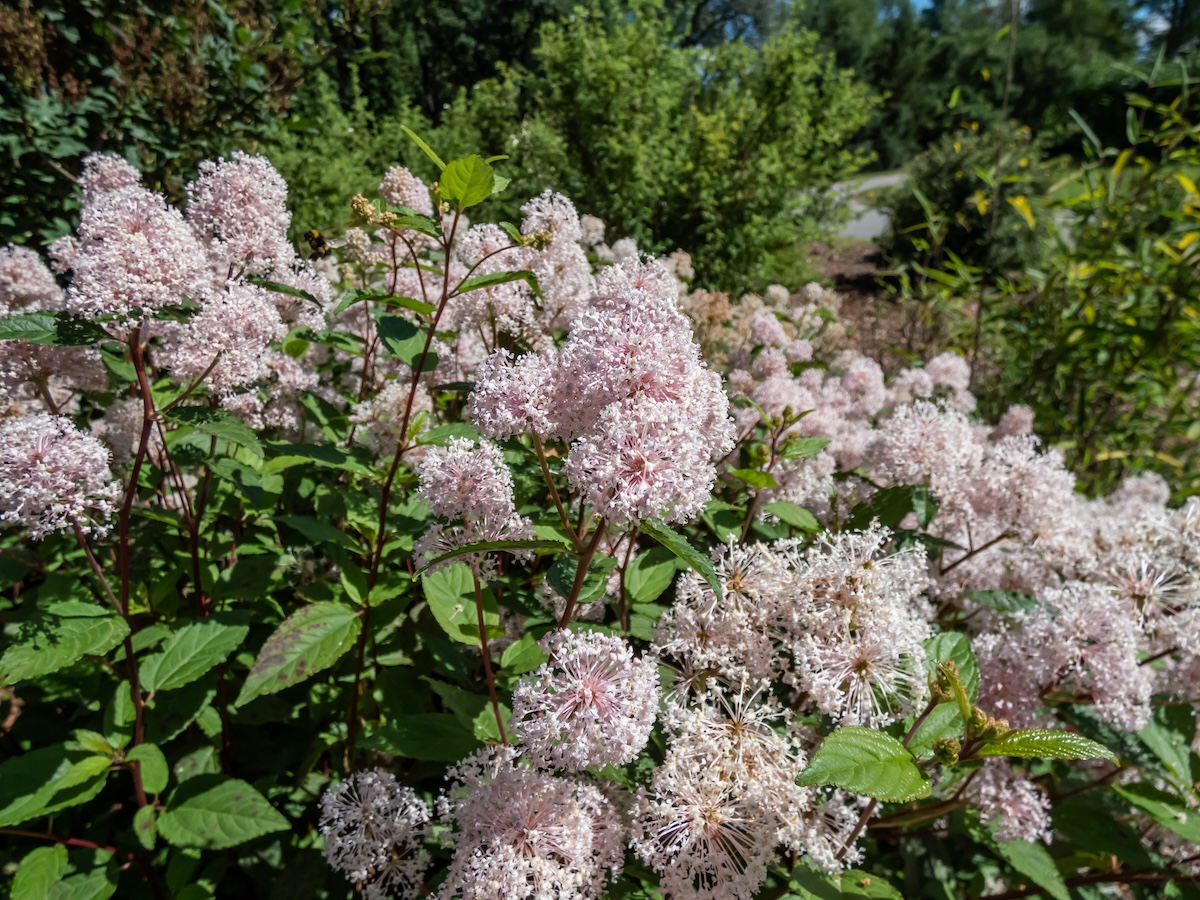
235,602,362,706
500,634,547,675
440,155,495,209
0,311,111,346
48,869,118,900
797,726,931,802
0,744,111,827
423,563,500,645
140,615,248,692
165,406,262,459
0,310,57,342
1052,793,1157,868
1115,782,1200,843
788,861,904,898
1138,704,1195,787
12,845,68,900
924,632,979,702
993,840,1070,900
275,515,361,552
778,436,831,460
729,467,778,488
963,590,1041,615
334,290,437,318
455,269,542,299
641,519,724,602
847,485,939,531
359,713,482,761
415,423,480,446
762,501,821,531
976,728,1115,761
158,775,288,849
908,633,980,751
376,314,437,374
1,613,130,685
625,547,678,604
262,442,374,477
134,805,157,851
400,125,445,169
546,553,616,604
247,276,319,306
127,743,170,794
416,539,566,576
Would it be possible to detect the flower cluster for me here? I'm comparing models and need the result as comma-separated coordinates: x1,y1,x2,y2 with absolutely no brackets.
319,768,432,899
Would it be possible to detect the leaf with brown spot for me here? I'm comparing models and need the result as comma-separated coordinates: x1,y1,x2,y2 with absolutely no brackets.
234,603,361,707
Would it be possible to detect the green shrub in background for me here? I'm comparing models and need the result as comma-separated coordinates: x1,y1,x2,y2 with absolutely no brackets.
0,0,369,246
884,68,1200,498
273,4,877,293
446,6,877,292
881,122,1064,275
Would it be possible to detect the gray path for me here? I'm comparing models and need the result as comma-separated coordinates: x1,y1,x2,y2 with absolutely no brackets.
834,172,907,241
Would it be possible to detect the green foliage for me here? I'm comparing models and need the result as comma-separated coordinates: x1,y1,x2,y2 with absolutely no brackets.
882,122,1061,272
0,0,380,246
797,726,932,802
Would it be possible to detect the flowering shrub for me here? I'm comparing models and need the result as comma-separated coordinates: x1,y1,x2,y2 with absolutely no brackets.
0,140,1198,900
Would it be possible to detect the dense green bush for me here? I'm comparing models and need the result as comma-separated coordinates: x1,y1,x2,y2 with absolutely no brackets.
881,122,1063,274
0,0,378,246
884,71,1200,497
272,5,877,293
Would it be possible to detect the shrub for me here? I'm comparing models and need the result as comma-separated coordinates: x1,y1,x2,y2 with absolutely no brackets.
0,139,1197,899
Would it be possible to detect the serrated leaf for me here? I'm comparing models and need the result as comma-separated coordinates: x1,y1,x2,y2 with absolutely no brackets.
376,314,437,374
1,613,130,685
625,547,678,604
976,728,1115,761
797,726,931,802
415,539,566,576
500,634,547,675
963,590,1041,615
126,743,169,794
235,602,362,706
359,713,481,761
729,467,778,488
165,406,262,459
12,845,68,900
641,519,723,602
993,839,1069,900
762,501,821,531
440,154,494,209
134,805,157,850
48,869,118,900
1115,782,1200,843
140,615,248,692
158,775,288,849
0,311,111,346
275,515,361,552
423,563,500,645
0,744,111,827
0,310,57,342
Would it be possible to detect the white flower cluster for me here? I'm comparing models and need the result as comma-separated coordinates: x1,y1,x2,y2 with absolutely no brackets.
319,769,432,899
